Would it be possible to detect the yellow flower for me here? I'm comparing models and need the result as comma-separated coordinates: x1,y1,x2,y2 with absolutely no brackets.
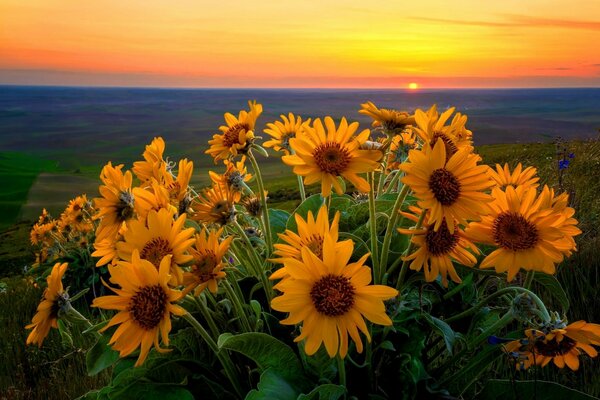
271,236,398,358
264,113,311,155
133,180,176,221
182,228,233,296
95,162,135,241
401,139,494,233
59,194,93,234
133,137,167,184
117,209,195,285
466,185,581,281
208,156,252,202
206,100,262,162
379,129,418,172
282,117,382,197
30,220,57,247
505,321,600,371
488,163,539,190
26,262,68,347
192,182,237,226
93,251,186,367
358,101,415,132
92,223,126,267
163,159,194,215
398,206,479,287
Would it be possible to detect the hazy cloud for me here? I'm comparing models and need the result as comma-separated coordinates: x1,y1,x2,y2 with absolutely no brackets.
413,15,600,31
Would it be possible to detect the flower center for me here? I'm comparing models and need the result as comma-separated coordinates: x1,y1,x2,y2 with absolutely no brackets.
431,133,458,161
117,191,135,221
534,336,577,357
191,251,219,283
425,220,459,255
223,123,250,147
313,143,352,175
310,274,355,317
140,237,173,268
493,212,539,251
305,234,324,258
129,285,167,330
428,168,461,206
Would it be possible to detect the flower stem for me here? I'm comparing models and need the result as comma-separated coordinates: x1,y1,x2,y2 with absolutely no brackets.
395,211,426,291
223,280,253,332
192,294,222,338
337,356,347,392
376,136,393,197
368,172,380,280
384,170,402,195
379,184,410,284
523,270,535,290
247,150,272,256
297,175,306,202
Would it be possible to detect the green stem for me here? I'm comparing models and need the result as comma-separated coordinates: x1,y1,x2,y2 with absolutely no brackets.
193,295,221,338
376,136,393,197
384,170,402,194
368,172,380,279
379,184,410,284
223,280,253,332
247,150,272,256
65,306,101,338
523,270,535,290
297,175,306,202
337,356,347,392
395,211,426,291
182,312,244,398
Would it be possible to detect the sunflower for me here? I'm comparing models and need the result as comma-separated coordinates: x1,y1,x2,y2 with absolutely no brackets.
209,156,252,202
505,320,600,371
413,106,473,161
132,137,167,184
282,117,382,197
465,185,581,281
358,101,415,133
398,206,479,287
116,209,195,285
206,100,263,162
271,235,398,358
30,220,57,247
488,163,539,190
133,180,176,220
95,162,136,241
192,182,236,226
92,251,186,367
182,228,233,296
59,194,93,234
92,223,126,267
26,262,69,346
379,129,418,172
401,139,494,233
162,158,194,215
264,113,311,155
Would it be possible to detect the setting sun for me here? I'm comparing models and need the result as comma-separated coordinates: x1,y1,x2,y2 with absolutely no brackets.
408,83,419,90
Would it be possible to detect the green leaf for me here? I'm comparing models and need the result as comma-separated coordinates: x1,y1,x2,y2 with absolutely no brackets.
286,194,324,232
110,383,194,400
534,273,570,312
479,380,597,400
246,369,300,400
269,209,291,243
421,314,456,353
447,344,503,395
218,332,309,391
86,335,120,376
57,319,73,348
297,384,346,400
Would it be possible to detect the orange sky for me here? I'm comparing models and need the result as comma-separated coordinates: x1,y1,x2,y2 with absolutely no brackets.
1,0,599,88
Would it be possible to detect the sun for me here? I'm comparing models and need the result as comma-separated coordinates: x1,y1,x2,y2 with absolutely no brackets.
408,82,419,90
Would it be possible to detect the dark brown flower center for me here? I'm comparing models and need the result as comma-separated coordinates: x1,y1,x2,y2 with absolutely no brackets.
534,336,576,357
493,212,539,251
129,285,167,330
429,168,461,206
223,123,250,147
242,196,262,217
425,220,459,255
140,237,173,268
310,274,355,317
305,234,324,258
430,133,458,161
191,251,219,283
313,142,352,175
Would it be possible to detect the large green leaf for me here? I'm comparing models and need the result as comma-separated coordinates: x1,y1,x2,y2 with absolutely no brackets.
86,334,120,376
246,369,300,400
479,379,597,400
269,209,291,243
534,273,570,312
218,332,309,391
297,384,346,400
422,314,456,353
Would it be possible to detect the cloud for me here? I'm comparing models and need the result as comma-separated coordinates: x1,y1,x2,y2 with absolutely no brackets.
413,15,600,31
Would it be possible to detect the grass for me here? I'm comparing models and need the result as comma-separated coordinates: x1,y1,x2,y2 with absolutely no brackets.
1,137,600,398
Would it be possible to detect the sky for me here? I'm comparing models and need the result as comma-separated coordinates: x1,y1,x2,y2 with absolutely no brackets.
1,0,599,88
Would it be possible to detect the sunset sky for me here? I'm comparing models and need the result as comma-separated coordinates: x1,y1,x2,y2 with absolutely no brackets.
1,0,599,88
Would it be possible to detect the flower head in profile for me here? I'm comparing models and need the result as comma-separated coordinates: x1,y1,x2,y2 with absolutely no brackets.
488,163,539,190
117,208,195,285
26,262,69,347
133,137,167,184
95,163,135,241
209,156,252,202
505,320,600,371
206,100,263,162
359,101,415,133
271,236,398,358
282,117,382,197
466,185,581,281
398,206,479,287
93,251,186,367
401,139,494,233
264,113,311,155
162,158,194,216
379,129,418,172
182,228,233,296
192,182,237,226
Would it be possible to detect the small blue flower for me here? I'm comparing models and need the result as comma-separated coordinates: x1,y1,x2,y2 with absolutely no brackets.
568,152,575,159
488,335,513,345
558,159,570,170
